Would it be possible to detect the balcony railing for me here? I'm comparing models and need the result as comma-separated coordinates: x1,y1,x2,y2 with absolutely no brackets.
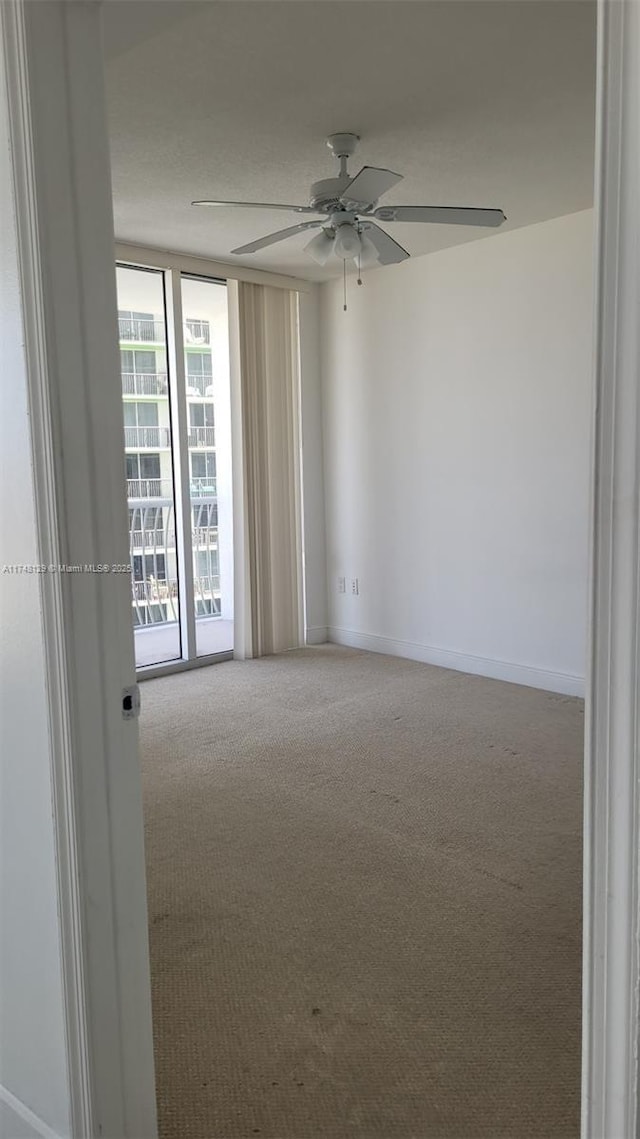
127,478,173,499
132,578,178,603
185,374,213,397
193,575,221,598
124,426,171,450
128,496,220,626
119,316,164,343
130,527,176,549
184,319,211,345
121,372,168,397
188,426,215,448
190,477,217,497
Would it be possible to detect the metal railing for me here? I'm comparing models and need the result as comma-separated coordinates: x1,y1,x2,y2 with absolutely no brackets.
130,527,176,549
118,316,164,343
132,578,178,603
185,374,213,397
190,477,217,497
121,372,168,397
127,498,220,626
124,426,171,450
193,575,221,597
185,319,211,344
188,426,215,448
126,478,173,499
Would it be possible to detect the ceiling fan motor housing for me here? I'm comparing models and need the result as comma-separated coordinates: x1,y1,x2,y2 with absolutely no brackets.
309,177,379,213
309,175,353,213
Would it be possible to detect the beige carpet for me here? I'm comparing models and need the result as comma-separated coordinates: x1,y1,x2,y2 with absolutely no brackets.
139,645,583,1139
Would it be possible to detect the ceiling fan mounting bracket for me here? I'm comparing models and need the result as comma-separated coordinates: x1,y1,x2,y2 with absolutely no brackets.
326,132,360,160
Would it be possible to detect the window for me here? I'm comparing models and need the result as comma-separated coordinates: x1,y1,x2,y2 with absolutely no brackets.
126,453,140,481
133,553,167,582
140,454,161,480
118,265,234,663
118,264,181,660
121,349,157,374
186,352,212,377
191,452,216,481
189,403,214,428
123,402,159,428
126,452,161,489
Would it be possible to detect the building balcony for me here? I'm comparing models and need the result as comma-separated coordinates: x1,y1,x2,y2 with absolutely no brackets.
127,478,173,499
188,426,215,448
124,426,171,450
121,371,168,397
190,477,217,498
130,528,176,550
134,616,233,667
126,493,227,664
119,316,164,343
131,575,220,610
185,375,213,398
184,319,210,345
126,480,218,501
128,500,217,552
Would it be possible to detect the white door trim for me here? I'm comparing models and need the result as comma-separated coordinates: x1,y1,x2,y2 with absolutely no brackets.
582,1,640,1136
0,6,93,1133
1,2,157,1135
3,0,640,1134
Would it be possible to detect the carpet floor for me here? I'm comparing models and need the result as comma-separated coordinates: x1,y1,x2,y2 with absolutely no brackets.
139,645,583,1139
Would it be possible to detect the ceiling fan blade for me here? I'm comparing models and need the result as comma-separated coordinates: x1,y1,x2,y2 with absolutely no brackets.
192,199,321,214
340,166,403,208
361,222,410,266
372,205,506,227
231,221,322,255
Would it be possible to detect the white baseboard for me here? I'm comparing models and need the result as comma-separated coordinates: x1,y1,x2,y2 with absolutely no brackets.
327,626,585,697
0,1087,63,1139
305,625,328,645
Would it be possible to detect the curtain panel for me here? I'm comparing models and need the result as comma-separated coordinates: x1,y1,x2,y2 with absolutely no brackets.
230,281,304,658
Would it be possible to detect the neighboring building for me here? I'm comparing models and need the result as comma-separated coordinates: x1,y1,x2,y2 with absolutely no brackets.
119,309,221,628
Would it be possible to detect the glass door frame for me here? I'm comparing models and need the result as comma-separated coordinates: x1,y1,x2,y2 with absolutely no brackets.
117,259,233,677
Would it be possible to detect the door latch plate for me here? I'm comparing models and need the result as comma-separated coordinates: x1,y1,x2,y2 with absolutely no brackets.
122,684,141,720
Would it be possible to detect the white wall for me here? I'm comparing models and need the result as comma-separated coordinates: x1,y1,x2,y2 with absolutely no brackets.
321,210,594,695
0,40,70,1139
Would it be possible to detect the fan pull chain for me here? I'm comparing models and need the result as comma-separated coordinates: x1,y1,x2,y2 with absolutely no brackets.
357,249,363,287
343,259,347,312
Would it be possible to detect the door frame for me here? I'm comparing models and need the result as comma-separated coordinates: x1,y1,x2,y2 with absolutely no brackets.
1,1,158,1135
581,0,640,1135
2,0,639,1135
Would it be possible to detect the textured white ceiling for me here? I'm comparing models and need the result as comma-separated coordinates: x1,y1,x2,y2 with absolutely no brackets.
103,0,596,282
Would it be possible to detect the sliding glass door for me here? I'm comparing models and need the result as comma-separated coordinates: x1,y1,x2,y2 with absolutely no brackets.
116,265,233,670
181,276,234,658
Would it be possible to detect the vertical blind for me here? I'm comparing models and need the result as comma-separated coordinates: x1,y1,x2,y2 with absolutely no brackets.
231,281,304,658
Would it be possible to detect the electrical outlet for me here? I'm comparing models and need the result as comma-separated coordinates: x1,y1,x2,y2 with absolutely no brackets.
351,578,359,596
338,576,346,594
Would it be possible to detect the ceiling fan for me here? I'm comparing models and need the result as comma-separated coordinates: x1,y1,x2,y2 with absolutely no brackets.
192,132,507,271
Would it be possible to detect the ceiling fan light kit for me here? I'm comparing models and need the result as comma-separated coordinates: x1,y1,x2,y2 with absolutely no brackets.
193,132,506,309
